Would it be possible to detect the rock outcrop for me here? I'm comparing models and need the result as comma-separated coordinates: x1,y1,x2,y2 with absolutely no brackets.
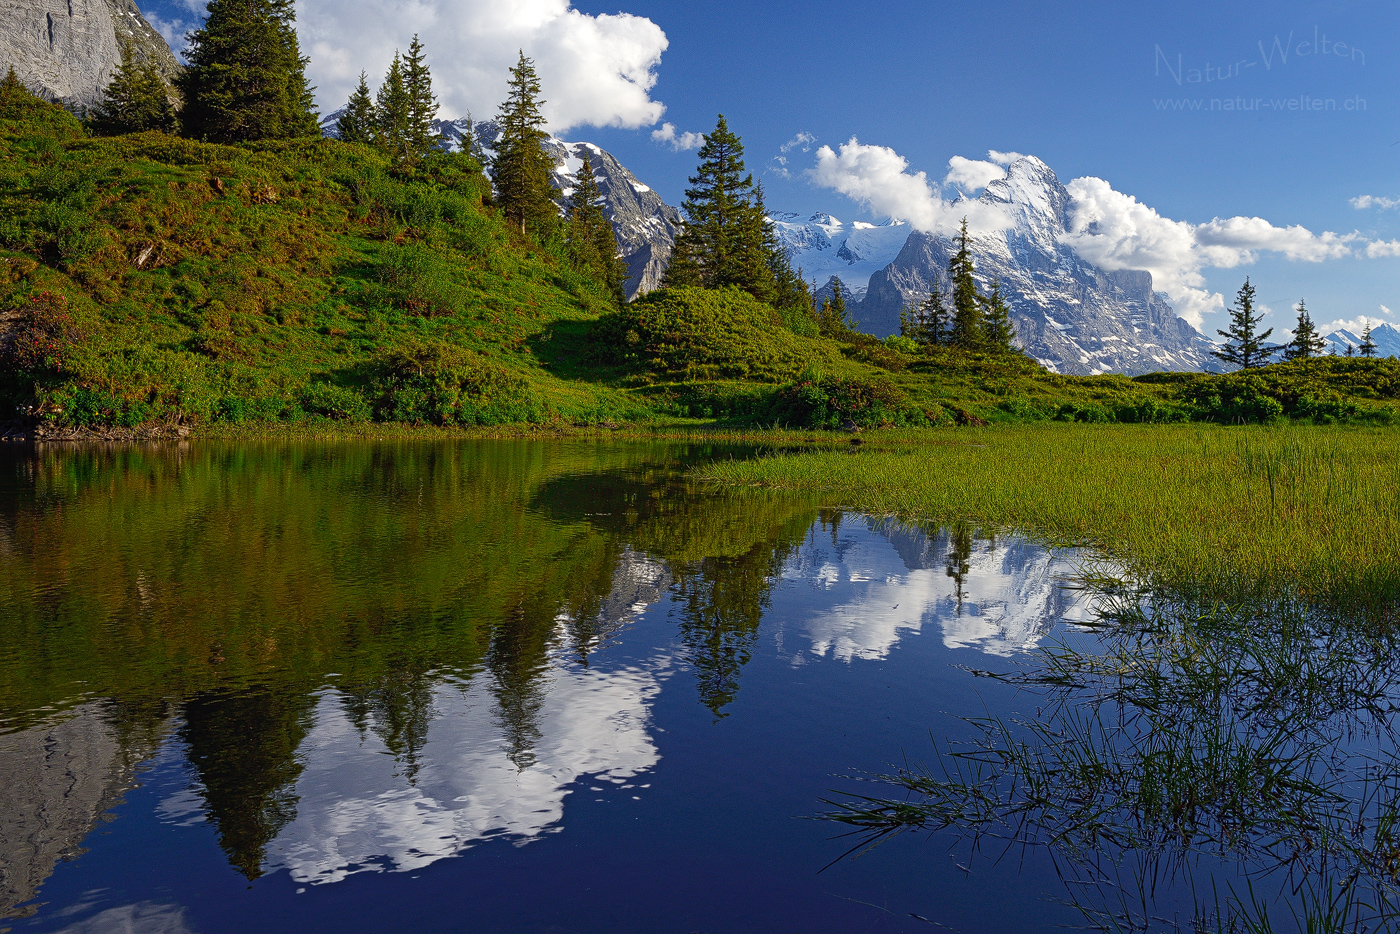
1,0,180,110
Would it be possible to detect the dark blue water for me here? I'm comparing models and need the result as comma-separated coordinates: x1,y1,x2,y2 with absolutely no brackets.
0,440,1116,933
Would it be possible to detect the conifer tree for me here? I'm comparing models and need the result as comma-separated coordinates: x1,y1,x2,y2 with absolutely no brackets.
902,284,949,347
816,280,852,336
565,152,628,302
1281,299,1325,361
179,0,318,143
375,54,410,163
1360,323,1378,358
1213,278,1276,369
493,52,558,237
402,36,440,162
948,219,982,349
980,279,1017,352
663,115,778,300
336,72,377,145
91,40,177,135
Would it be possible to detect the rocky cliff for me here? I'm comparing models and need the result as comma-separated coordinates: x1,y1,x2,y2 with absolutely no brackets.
1,0,180,110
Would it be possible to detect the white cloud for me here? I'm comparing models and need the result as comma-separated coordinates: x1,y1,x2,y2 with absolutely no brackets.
943,155,1006,192
142,11,195,58
1352,195,1400,210
808,138,1011,237
1061,176,1362,329
988,150,1027,166
296,0,669,131
1317,314,1390,336
770,131,815,177
651,122,703,151
1366,240,1400,257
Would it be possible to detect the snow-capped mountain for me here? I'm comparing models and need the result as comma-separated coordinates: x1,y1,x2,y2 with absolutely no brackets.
1321,323,1400,358
770,214,909,301
856,156,1219,375
320,113,679,299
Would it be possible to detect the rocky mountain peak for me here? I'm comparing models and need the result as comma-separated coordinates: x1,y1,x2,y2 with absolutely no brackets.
2,0,180,109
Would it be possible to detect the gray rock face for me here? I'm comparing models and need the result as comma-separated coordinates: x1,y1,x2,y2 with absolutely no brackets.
542,139,681,299
0,703,166,917
1,0,181,110
858,157,1219,375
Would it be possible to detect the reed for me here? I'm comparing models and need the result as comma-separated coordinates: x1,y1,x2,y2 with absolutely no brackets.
700,423,1400,608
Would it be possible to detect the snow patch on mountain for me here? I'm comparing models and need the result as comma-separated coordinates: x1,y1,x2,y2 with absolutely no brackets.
770,214,909,299
1321,322,1400,357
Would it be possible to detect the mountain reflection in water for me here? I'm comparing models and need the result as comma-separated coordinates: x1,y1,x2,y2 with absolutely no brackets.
0,440,1108,933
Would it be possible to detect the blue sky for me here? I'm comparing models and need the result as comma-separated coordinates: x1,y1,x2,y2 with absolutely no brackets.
139,0,1399,337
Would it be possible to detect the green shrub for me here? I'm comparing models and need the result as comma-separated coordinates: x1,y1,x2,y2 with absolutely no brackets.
772,375,924,429
301,382,371,421
591,286,840,382
369,343,540,425
883,335,920,355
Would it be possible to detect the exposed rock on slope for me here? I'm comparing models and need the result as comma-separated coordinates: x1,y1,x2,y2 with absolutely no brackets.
858,157,1217,375
2,0,181,109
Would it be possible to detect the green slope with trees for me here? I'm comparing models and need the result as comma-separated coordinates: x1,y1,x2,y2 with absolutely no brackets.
1,8,1398,437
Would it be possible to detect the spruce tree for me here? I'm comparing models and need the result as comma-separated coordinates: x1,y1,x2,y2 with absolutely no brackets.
1213,278,1276,369
902,284,948,347
375,54,410,163
402,36,440,162
816,280,851,336
1360,323,1378,358
493,52,558,237
91,40,177,135
1281,299,1325,361
662,115,779,301
179,0,318,143
565,152,627,302
980,279,1017,352
335,72,377,145
948,219,982,349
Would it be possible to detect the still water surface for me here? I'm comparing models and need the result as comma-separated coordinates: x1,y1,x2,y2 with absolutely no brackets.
0,440,1115,932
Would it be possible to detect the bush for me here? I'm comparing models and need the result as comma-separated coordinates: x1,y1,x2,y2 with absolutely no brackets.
301,381,371,421
772,374,924,429
369,343,541,425
883,335,920,355
591,286,839,382
3,290,83,377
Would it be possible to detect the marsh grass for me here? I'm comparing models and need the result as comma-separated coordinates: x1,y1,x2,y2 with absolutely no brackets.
821,588,1400,931
700,423,1400,609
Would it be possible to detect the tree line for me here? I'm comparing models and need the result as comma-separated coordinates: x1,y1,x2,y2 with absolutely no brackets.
1213,278,1381,368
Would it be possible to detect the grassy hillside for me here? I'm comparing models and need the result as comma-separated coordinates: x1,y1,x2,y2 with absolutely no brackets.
1,84,1398,434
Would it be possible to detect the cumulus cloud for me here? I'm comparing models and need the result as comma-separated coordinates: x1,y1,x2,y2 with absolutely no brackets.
1366,240,1400,257
808,138,1010,236
943,155,1006,192
1317,313,1392,336
296,0,668,131
651,123,704,151
1062,177,1362,328
142,10,195,58
1352,195,1400,210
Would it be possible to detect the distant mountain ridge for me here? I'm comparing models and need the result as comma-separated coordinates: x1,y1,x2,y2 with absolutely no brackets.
1322,322,1400,358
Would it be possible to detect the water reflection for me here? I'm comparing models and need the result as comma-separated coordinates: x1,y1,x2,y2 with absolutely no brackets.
0,440,1105,929
790,518,1110,661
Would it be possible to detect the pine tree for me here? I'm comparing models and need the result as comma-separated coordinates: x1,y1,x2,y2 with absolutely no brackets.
1213,278,1276,369
1360,323,1378,358
178,0,318,143
402,35,440,162
90,40,177,135
335,72,377,145
662,115,779,301
375,54,410,163
1281,298,1325,361
902,283,949,347
980,278,1017,352
816,280,851,336
948,219,982,349
493,52,558,237
565,152,628,302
